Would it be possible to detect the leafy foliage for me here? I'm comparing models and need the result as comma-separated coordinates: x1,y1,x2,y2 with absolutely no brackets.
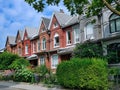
14,66,34,82
9,58,30,70
56,58,108,89
24,0,120,16
33,65,48,77
73,41,103,58
0,52,19,70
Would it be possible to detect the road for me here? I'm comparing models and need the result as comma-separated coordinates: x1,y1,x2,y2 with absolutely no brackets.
0,85,26,90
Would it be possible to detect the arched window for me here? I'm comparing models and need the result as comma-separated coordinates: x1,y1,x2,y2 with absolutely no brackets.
42,38,46,50
54,33,59,47
84,23,94,40
109,14,120,33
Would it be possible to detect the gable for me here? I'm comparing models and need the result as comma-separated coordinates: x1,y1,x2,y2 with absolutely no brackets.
23,30,28,41
39,21,46,34
5,37,9,47
49,15,60,30
16,32,21,43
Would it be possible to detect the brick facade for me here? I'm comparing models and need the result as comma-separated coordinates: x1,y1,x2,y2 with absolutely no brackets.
5,9,120,70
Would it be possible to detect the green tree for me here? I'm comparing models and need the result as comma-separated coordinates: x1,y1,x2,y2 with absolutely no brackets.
73,41,103,58
0,52,19,70
24,0,120,16
9,58,30,70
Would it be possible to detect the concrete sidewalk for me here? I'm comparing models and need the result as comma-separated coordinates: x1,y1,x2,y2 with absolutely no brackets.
0,81,66,90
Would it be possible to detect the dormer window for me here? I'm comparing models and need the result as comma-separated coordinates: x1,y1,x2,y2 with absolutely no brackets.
54,33,59,47
53,22,58,28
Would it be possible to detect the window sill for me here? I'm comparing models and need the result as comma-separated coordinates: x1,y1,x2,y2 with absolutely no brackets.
54,46,60,48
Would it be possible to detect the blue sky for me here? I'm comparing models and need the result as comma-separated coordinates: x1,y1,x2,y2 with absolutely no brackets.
0,0,69,49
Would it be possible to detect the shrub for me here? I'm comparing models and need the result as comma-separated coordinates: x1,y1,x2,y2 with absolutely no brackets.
73,41,103,58
34,65,48,77
56,58,108,90
0,52,19,70
14,66,34,83
9,58,30,70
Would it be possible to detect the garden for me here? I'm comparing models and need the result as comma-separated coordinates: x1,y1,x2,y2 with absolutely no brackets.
0,41,120,89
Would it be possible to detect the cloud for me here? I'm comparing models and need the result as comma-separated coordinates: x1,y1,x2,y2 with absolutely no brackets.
0,0,68,49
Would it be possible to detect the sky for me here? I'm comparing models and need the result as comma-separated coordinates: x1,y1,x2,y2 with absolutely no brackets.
0,0,69,49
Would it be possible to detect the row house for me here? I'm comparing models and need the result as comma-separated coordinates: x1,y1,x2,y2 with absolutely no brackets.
5,9,120,69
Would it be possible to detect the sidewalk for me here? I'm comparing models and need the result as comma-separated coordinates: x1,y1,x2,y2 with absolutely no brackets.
0,81,67,90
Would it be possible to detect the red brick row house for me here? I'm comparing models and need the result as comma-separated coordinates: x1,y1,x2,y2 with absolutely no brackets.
5,10,105,70
5,11,80,70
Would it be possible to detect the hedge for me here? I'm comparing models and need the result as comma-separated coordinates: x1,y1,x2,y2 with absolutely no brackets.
56,58,108,90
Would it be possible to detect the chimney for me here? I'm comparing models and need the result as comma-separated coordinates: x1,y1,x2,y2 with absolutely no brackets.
60,9,64,13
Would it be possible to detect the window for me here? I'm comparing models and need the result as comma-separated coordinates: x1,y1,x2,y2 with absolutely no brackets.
42,38,46,50
33,42,36,53
51,54,58,69
42,27,46,32
84,23,94,40
66,31,71,45
74,27,80,43
109,14,120,33
53,22,58,28
40,56,45,65
37,40,40,51
54,33,59,47
25,45,28,54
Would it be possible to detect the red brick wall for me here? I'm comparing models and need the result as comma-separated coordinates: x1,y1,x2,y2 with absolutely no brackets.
49,15,65,50
22,31,31,57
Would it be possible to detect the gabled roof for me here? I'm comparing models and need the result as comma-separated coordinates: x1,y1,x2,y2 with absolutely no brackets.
25,27,39,39
48,11,72,29
62,16,79,28
5,36,16,47
15,30,24,42
19,30,24,40
42,17,50,29
48,11,79,29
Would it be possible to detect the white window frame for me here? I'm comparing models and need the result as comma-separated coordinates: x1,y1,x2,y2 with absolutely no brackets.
40,56,45,65
25,45,28,54
84,23,94,40
33,42,36,53
42,38,46,50
51,54,58,69
74,28,80,44
54,33,59,48
66,30,71,45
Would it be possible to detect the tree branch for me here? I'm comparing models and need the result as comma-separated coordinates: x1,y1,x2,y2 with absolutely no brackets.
115,0,120,6
102,0,120,15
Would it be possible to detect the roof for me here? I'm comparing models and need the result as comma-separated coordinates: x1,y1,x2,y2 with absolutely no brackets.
25,27,39,39
8,36,16,45
5,36,16,47
62,16,79,28
15,30,24,42
19,30,24,40
48,11,79,29
48,11,72,29
42,17,50,29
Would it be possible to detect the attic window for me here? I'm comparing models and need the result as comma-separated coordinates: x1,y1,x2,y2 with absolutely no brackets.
53,22,58,28
42,27,46,32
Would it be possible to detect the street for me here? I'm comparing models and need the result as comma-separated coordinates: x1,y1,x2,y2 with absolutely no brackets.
0,85,26,90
